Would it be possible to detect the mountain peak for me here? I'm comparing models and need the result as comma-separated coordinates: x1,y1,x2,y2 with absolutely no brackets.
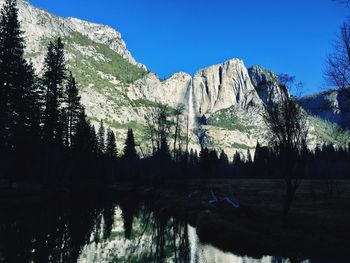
248,65,277,88
2,0,146,70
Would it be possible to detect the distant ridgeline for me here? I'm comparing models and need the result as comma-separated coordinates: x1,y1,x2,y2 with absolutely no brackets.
0,0,350,190
299,88,350,130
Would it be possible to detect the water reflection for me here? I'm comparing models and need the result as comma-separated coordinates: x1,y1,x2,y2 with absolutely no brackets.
79,197,190,263
0,195,323,263
0,195,114,263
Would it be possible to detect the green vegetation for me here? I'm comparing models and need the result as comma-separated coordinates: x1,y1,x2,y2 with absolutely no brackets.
207,106,255,133
230,142,251,150
26,32,145,109
310,116,350,146
46,32,148,107
107,120,146,133
130,98,162,108
65,32,147,84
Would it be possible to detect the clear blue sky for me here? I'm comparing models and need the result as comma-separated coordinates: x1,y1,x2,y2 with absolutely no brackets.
29,0,348,95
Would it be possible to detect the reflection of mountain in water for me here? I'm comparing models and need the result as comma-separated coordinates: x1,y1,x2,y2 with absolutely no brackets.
78,200,312,263
0,196,314,263
188,224,310,263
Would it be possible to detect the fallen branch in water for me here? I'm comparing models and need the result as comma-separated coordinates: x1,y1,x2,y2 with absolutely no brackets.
208,188,240,209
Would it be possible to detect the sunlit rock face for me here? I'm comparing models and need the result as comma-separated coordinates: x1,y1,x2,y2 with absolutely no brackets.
130,59,263,118
192,59,261,117
66,17,146,70
248,65,289,105
129,72,192,109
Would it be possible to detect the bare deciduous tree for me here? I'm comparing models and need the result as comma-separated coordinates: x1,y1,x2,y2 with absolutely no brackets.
262,81,309,214
145,103,173,154
325,23,350,91
173,103,185,160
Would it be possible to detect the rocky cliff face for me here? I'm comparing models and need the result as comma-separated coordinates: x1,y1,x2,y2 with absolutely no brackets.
299,89,350,129
249,65,289,105
12,0,146,70
3,0,349,157
192,59,261,116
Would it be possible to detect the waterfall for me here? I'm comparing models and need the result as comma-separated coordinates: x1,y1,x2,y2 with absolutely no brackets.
188,81,196,130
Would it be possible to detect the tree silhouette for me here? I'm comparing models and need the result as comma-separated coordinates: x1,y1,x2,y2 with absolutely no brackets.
23,62,43,143
0,0,32,148
42,37,66,144
173,103,185,160
65,72,82,147
262,81,309,214
106,128,117,159
97,120,105,156
122,128,138,180
124,128,137,160
325,23,350,91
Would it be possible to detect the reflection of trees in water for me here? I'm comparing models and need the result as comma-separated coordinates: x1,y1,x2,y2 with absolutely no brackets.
118,196,140,240
0,196,115,263
0,197,310,263
151,212,190,263
111,199,190,263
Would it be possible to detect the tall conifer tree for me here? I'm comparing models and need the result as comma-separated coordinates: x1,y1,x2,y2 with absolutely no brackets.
42,37,66,144
97,120,105,155
106,129,117,159
65,72,82,147
124,128,137,160
0,0,32,148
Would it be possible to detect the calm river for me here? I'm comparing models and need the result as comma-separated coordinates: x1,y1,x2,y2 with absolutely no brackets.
0,194,333,263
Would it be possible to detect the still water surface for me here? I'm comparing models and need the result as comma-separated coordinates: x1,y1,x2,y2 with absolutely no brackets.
0,195,327,262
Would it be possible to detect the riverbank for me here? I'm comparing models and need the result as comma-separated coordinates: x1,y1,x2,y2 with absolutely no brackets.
141,179,350,261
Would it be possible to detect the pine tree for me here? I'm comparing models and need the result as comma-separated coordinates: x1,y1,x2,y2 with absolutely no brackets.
233,151,241,165
97,120,105,155
0,0,32,148
42,37,66,144
218,150,229,177
219,150,229,165
106,128,117,159
90,125,98,157
74,110,90,151
124,128,137,160
199,148,210,178
159,136,171,159
21,61,43,146
122,128,138,179
254,141,261,163
65,72,82,147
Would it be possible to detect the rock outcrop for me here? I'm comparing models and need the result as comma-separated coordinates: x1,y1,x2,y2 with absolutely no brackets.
192,59,261,117
129,72,192,109
248,65,288,105
131,59,265,119
299,89,350,129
